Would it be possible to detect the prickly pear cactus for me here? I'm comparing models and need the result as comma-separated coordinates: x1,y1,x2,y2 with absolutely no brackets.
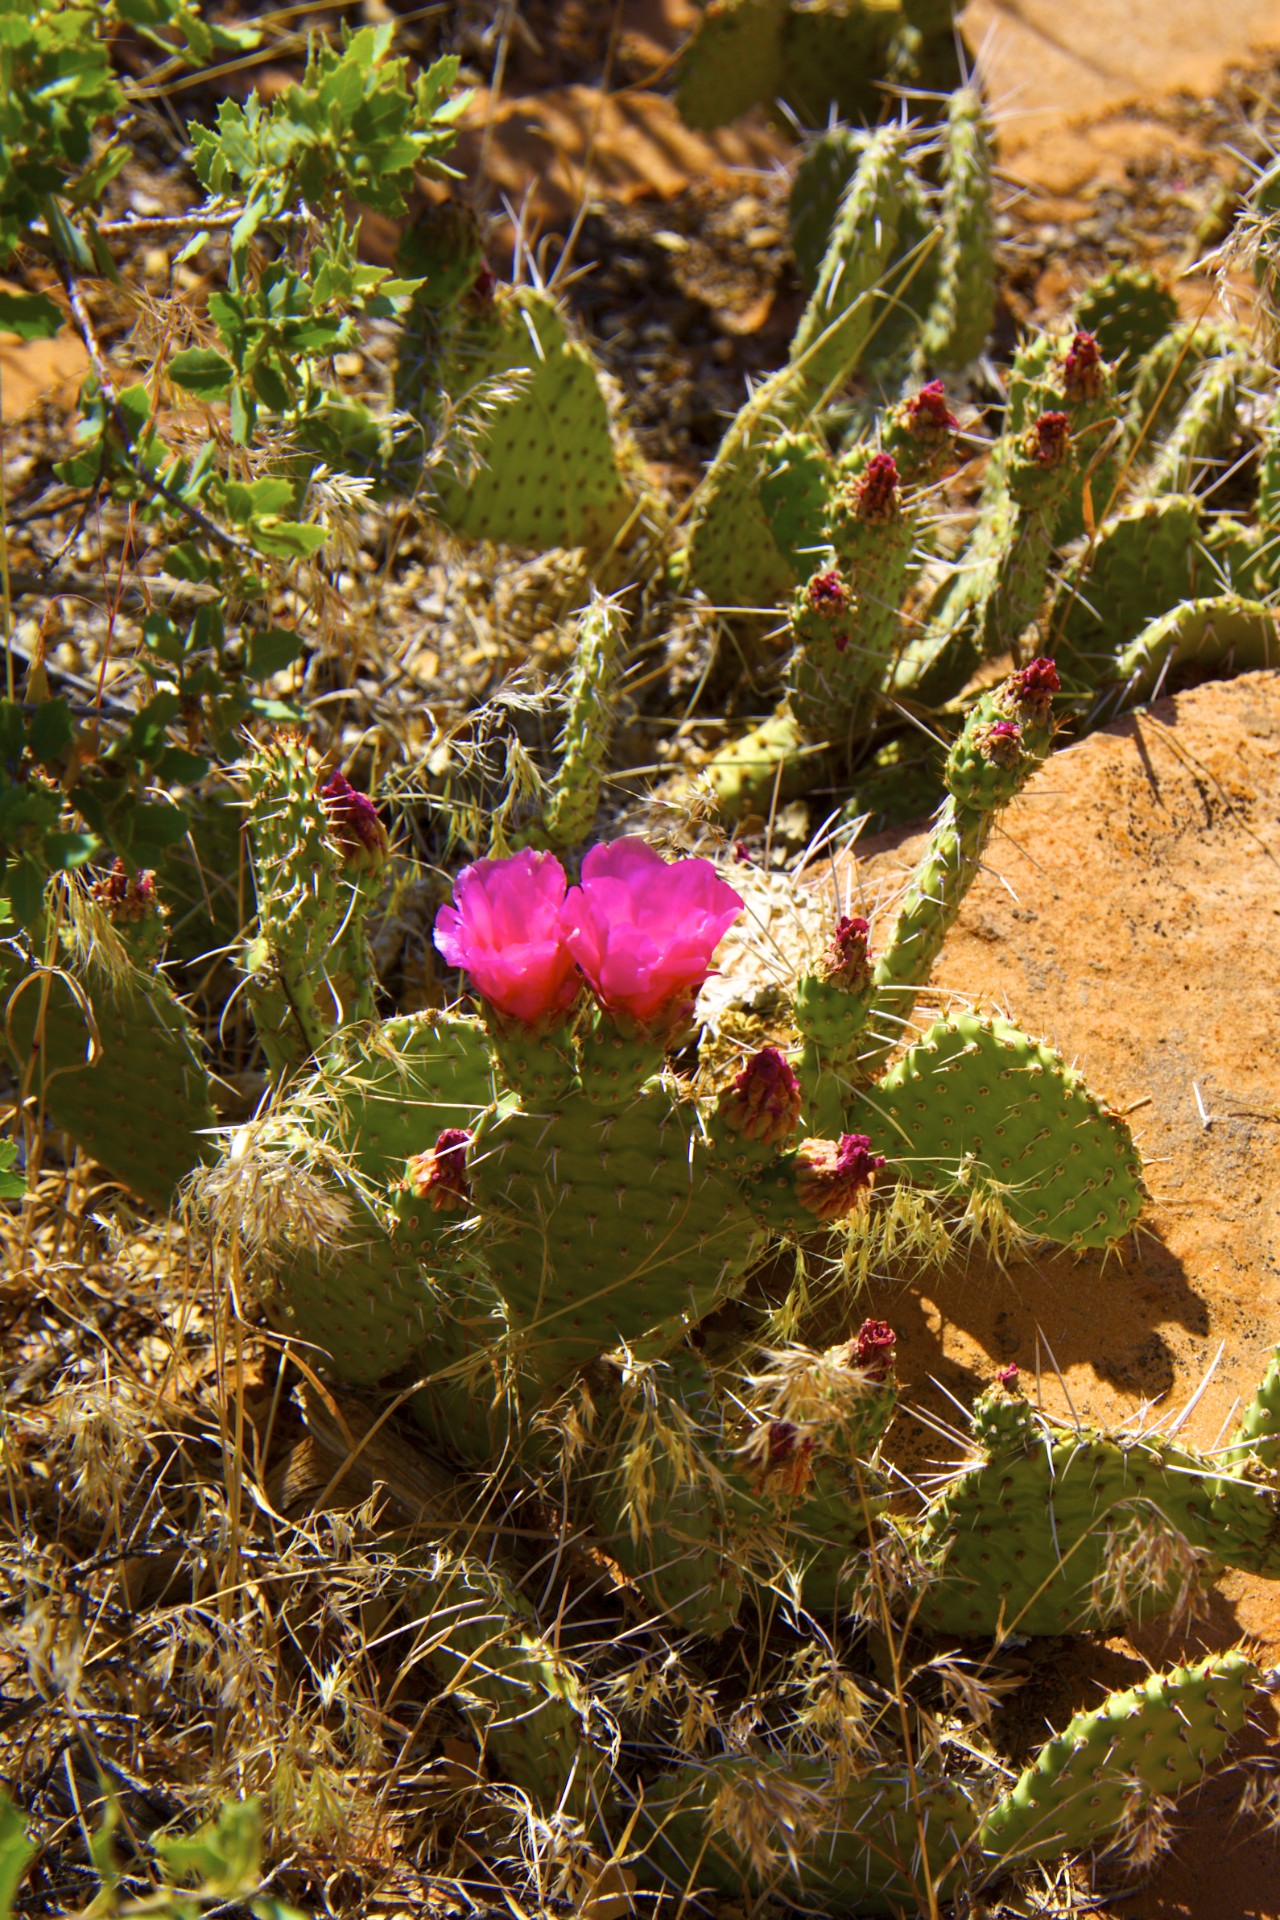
847,1013,1145,1250
913,1376,1279,1637
975,1651,1261,1873
241,733,386,1074
536,595,628,850
0,881,217,1209
412,285,639,557
916,85,995,371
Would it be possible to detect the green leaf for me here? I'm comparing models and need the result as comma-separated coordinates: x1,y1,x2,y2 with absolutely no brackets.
223,477,293,522
169,347,234,397
116,384,153,438
42,830,99,871
122,802,191,858
247,695,303,723
164,544,216,584
7,858,47,931
0,1142,25,1202
155,1796,262,1896
113,691,183,768
0,1791,37,1914
248,360,291,413
229,381,256,446
0,702,26,762
246,519,328,559
154,746,209,783
0,290,64,341
26,700,73,765
247,627,304,677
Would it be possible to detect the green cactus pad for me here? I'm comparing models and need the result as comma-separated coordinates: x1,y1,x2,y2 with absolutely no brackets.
1137,350,1244,502
402,1544,602,1820
891,458,1016,705
916,1390,1280,1637
1051,495,1203,667
241,731,380,1074
676,0,786,130
1,933,216,1211
789,125,868,290
917,86,995,371
856,679,1056,1062
540,596,627,851
779,1,923,131
703,707,813,817
1119,320,1223,470
250,1011,496,1387
757,430,837,574
682,370,809,612
1073,264,1179,365
788,126,907,401
1257,389,1280,586
976,1650,1259,1871
1228,1340,1280,1470
640,1751,976,1912
846,1014,1145,1249
1110,594,1277,704
470,1085,758,1388
583,1347,753,1633
426,287,637,555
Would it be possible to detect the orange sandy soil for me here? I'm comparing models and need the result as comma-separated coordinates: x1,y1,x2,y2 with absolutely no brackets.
823,670,1280,1919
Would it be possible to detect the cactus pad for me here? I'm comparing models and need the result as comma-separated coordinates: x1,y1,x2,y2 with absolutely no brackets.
916,1385,1280,1637
847,1013,1144,1249
1,934,216,1211
976,1650,1259,1871
426,287,637,555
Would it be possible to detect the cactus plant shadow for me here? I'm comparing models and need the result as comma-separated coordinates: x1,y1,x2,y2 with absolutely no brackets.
854,1221,1210,1457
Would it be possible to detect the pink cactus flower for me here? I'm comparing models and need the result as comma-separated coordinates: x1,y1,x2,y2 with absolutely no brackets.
434,849,579,1025
995,1362,1020,1388
562,838,744,1026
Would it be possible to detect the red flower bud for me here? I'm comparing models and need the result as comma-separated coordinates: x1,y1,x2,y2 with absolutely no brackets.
977,718,1023,768
407,1127,473,1212
805,568,852,617
854,452,900,522
1000,655,1060,726
721,1047,803,1147
93,857,160,925
821,914,872,989
1061,329,1103,401
321,769,389,872
795,1133,885,1222
1028,411,1070,467
854,1318,896,1381
906,380,958,435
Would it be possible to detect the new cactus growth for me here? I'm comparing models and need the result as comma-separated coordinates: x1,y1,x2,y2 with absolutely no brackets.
916,86,996,371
